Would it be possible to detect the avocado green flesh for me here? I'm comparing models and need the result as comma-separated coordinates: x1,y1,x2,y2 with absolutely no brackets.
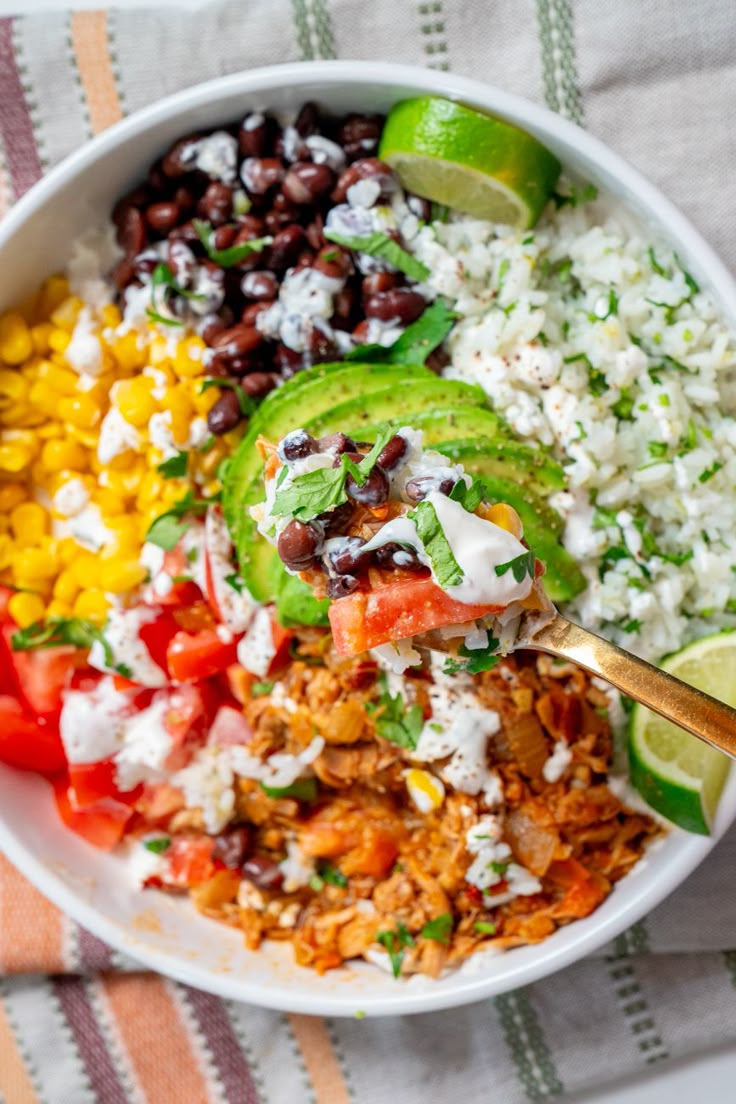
355,405,512,446
435,438,565,494
304,380,488,438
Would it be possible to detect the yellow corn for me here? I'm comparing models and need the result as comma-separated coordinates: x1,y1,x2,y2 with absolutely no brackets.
483,502,524,540
0,369,29,411
13,546,58,583
36,361,79,396
93,488,126,516
0,534,13,571
53,569,79,604
0,313,34,366
172,336,207,379
160,387,193,444
28,380,66,419
8,591,46,628
0,482,26,513
58,393,101,429
35,276,70,321
40,438,88,473
100,304,122,329
10,502,49,544
50,296,83,332
99,559,147,594
70,553,101,588
46,599,73,620
31,323,54,355
0,443,34,474
48,329,71,354
136,470,166,508
73,588,109,623
98,462,145,499
110,331,147,374
115,376,157,427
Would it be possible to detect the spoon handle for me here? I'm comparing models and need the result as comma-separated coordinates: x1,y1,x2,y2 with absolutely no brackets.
531,613,736,760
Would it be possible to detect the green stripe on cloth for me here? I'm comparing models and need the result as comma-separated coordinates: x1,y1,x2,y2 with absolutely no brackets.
291,0,336,60
311,0,336,59
605,922,669,1066
416,1,449,71
723,950,736,988
291,0,313,59
535,0,584,124
495,990,564,1100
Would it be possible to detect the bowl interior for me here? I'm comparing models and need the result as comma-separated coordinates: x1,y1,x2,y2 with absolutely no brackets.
1,61,734,1016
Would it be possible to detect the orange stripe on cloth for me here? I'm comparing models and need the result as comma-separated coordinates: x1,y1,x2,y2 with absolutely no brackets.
0,997,40,1104
0,854,64,974
102,974,211,1104
70,11,122,134
287,1014,351,1104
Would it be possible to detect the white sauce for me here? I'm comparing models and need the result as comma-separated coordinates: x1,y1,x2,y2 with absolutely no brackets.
542,739,573,783
305,135,346,172
53,502,112,552
98,405,141,464
53,478,89,519
59,678,132,764
114,695,174,790
88,606,168,688
464,816,542,899
236,607,276,677
279,838,316,891
65,308,104,376
256,267,344,353
181,130,238,185
204,508,256,633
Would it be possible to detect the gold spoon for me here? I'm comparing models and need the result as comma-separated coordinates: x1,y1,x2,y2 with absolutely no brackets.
418,608,736,760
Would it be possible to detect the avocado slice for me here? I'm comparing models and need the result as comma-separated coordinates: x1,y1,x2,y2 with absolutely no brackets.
435,438,565,495
303,379,488,438
352,405,512,446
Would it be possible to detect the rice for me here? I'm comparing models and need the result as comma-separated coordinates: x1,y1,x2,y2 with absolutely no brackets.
403,198,736,662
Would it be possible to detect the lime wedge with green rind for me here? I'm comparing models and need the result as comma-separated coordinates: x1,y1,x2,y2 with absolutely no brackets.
379,96,561,229
629,631,735,834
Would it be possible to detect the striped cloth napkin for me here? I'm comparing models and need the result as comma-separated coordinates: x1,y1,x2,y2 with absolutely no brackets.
2,2,736,1101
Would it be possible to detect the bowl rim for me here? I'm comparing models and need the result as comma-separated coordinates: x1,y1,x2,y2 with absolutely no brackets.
1,59,734,1016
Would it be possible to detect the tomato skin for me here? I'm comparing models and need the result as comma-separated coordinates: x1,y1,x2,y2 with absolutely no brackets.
207,704,252,747
328,578,502,656
68,759,142,808
137,611,179,678
52,775,132,850
166,629,239,683
164,836,216,887
268,619,294,675
0,695,66,773
1,625,78,717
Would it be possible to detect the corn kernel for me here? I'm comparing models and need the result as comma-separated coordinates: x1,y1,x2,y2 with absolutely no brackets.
404,769,445,813
172,336,207,379
70,553,101,588
50,296,82,332
115,376,157,428
31,323,54,355
14,547,57,582
65,425,99,451
0,369,29,411
40,438,88,473
101,304,122,329
35,276,70,320
136,470,166,508
160,388,193,444
149,336,171,367
189,381,218,415
58,393,101,429
28,380,65,418
46,599,73,620
53,569,79,604
73,588,109,623
99,462,145,499
8,591,46,628
48,329,71,354
93,488,126,515
110,331,146,374
37,361,79,396
0,313,34,366
0,444,33,473
483,502,523,540
99,559,147,594
10,502,49,544
0,482,27,512
57,537,82,567
0,534,13,570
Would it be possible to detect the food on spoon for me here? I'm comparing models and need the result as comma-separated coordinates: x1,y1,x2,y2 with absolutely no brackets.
251,426,552,663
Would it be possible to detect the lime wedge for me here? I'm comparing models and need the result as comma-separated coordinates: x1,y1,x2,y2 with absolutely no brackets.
629,631,735,834
379,97,561,229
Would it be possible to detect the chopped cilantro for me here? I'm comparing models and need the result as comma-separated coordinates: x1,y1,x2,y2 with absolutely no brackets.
225,573,245,593
589,288,618,321
593,507,618,530
323,229,429,282
698,461,723,484
449,478,486,513
647,441,669,459
156,450,188,478
251,680,275,697
496,258,510,295
10,617,129,677
622,619,642,633
419,913,453,944
473,920,497,935
376,922,415,978
443,636,500,676
611,389,634,421
259,778,318,801
318,861,348,888
489,860,509,876
367,673,424,751
193,219,272,267
345,299,456,366
495,550,535,583
408,500,463,588
143,837,171,854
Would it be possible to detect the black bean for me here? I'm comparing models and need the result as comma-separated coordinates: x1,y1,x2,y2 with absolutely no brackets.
264,195,301,234
212,826,251,868
241,270,278,300
278,519,321,571
327,536,369,575
113,205,146,255
337,114,383,161
161,135,199,177
268,225,307,270
240,371,278,398
374,542,425,571
317,500,354,536
274,343,305,377
315,245,353,280
210,324,263,362
280,429,318,461
327,574,360,598
332,157,395,203
241,157,285,196
207,390,242,435
346,464,389,507
173,186,195,214
198,311,230,345
110,256,136,289
318,432,357,455
198,181,233,225
241,300,274,327
146,201,180,233
242,855,283,890
365,289,426,324
239,113,269,158
294,101,320,137
282,162,335,204
376,434,407,471
212,225,237,251
405,474,455,502
361,271,400,297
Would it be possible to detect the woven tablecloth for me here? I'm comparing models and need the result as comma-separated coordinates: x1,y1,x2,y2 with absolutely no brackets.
2,2,736,1100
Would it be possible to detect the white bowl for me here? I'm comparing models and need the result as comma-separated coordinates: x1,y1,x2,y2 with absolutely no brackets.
1,61,735,1017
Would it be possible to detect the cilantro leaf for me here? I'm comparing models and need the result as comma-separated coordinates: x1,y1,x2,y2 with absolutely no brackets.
156,450,188,478
563,352,608,396
589,288,618,322
260,778,318,801
343,299,458,366
324,229,430,282
10,617,131,676
200,378,257,417
193,219,272,268
442,636,500,676
551,181,598,208
489,860,509,876
145,490,211,550
251,680,275,696
699,461,723,484
449,478,486,513
272,464,348,522
318,861,348,888
473,920,497,935
367,673,424,751
419,913,453,944
494,550,535,583
376,922,415,977
272,564,331,628
647,246,667,276
143,837,171,854
408,500,463,588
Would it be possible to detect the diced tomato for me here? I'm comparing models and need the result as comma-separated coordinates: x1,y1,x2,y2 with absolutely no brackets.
166,628,238,683
268,617,294,675
52,775,132,850
161,682,218,748
136,782,185,823
165,836,216,887
137,610,180,677
68,759,141,808
0,695,66,773
546,858,606,919
328,577,503,656
2,625,78,717
207,704,253,747
341,826,398,879
153,548,202,607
